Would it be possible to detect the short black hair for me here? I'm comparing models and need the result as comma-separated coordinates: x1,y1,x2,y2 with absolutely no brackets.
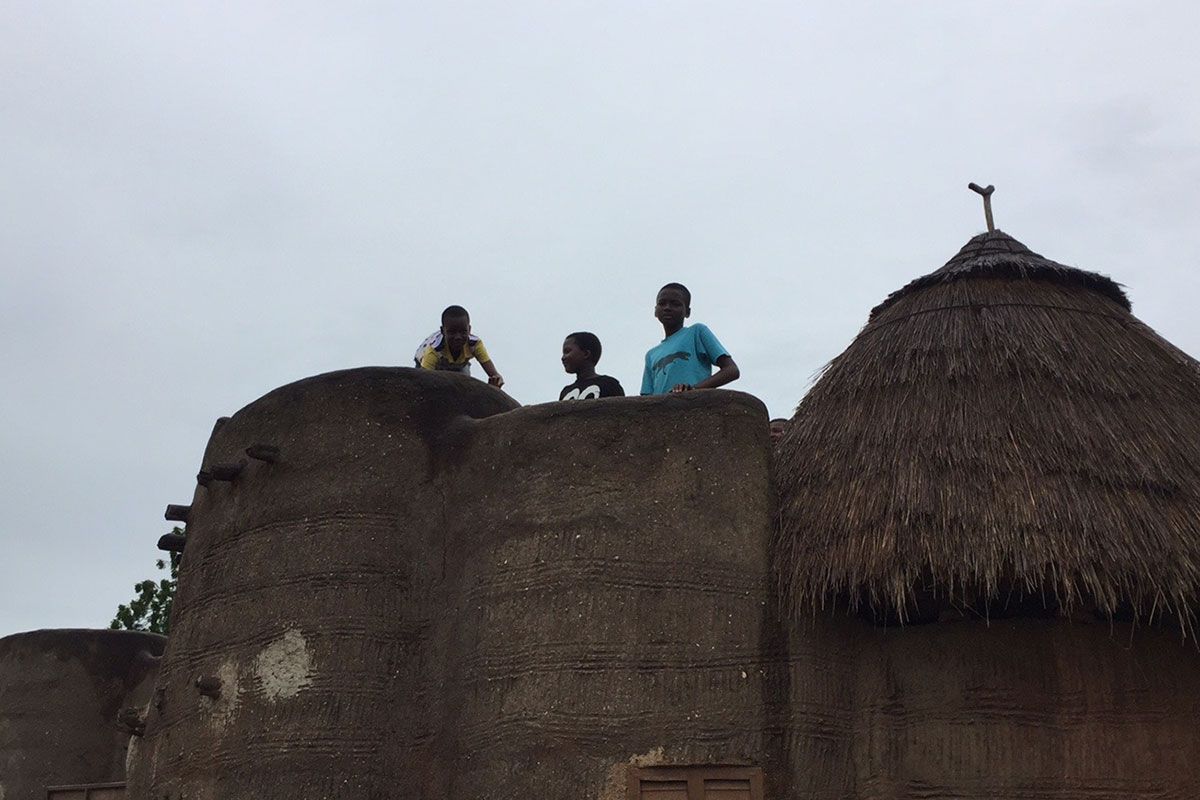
659,282,691,307
441,305,470,325
566,331,602,365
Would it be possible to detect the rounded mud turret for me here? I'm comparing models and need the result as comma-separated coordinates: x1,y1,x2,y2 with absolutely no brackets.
128,368,520,798
0,628,166,798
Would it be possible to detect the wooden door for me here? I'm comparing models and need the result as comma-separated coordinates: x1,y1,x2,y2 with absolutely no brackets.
628,766,762,800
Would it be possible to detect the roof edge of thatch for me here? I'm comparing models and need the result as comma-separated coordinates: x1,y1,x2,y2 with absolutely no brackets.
870,230,1131,319
775,554,1200,637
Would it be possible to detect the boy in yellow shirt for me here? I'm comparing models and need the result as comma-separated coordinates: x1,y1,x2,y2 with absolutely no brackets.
414,305,505,388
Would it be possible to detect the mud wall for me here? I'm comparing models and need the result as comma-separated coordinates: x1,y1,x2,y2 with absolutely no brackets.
431,392,775,798
768,613,858,799
764,613,1200,798
0,628,165,799
845,618,1200,798
126,369,520,798
125,366,1200,798
127,368,775,800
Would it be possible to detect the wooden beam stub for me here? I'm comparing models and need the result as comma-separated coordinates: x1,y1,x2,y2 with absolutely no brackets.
164,504,191,522
209,461,245,482
157,533,187,553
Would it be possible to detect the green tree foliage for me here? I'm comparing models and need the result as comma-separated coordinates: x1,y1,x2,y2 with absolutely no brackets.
110,527,184,635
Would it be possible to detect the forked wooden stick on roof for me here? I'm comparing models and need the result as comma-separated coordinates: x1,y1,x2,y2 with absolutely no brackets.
968,182,996,232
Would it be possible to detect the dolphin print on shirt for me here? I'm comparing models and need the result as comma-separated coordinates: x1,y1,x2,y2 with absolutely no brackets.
653,351,691,373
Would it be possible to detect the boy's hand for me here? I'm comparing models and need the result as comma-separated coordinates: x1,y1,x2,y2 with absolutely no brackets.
670,383,693,393
488,373,505,388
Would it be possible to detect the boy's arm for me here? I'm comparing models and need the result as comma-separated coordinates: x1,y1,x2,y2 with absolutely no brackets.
480,359,504,388
672,355,739,392
671,324,739,392
471,340,504,387
697,355,739,388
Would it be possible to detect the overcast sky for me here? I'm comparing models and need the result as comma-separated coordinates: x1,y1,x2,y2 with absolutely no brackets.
2,2,1199,637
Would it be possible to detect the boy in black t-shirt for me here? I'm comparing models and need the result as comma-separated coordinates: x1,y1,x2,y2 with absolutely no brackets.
559,332,625,400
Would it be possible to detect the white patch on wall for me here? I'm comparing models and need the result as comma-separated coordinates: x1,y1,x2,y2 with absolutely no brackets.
600,746,669,800
628,746,666,767
253,628,313,700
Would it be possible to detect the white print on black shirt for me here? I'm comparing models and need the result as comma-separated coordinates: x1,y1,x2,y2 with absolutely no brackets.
559,374,625,400
562,384,602,400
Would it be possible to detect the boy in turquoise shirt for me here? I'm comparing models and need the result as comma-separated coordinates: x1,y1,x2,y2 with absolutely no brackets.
640,283,740,395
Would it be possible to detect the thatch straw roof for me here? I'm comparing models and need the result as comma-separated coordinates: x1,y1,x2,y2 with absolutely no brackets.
775,230,1200,628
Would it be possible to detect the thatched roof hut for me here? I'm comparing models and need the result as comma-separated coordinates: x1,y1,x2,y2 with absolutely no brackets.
775,229,1200,627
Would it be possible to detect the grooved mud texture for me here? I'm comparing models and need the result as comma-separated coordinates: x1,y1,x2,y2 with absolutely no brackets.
124,367,1200,798
126,368,774,799
854,618,1200,798
773,616,1200,799
0,629,166,799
